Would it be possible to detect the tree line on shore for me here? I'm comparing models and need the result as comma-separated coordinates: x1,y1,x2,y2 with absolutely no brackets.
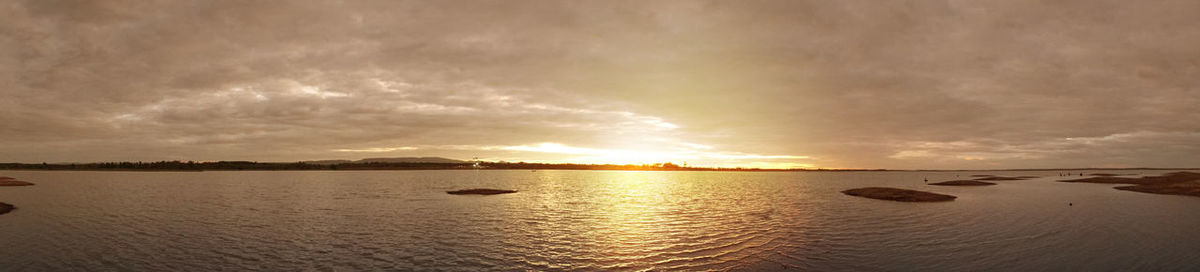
0,161,817,171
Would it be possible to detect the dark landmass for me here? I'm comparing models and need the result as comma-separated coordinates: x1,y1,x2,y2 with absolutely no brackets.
0,202,13,215
0,177,34,186
841,187,957,202
1060,172,1200,197
929,180,996,186
446,189,518,195
974,176,1029,181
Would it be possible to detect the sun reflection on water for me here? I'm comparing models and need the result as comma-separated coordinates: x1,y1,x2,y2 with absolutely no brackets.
503,170,797,270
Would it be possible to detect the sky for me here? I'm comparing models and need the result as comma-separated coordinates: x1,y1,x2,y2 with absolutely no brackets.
2,0,1199,169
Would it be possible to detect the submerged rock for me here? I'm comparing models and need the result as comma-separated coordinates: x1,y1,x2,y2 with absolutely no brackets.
841,187,956,202
0,177,34,186
0,202,13,215
929,180,996,186
446,188,518,195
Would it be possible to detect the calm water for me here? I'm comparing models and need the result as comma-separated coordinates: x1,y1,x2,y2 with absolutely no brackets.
0,170,1197,271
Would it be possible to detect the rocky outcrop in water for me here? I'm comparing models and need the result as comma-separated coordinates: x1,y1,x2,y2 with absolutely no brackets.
1060,172,1200,197
842,187,956,202
446,189,518,195
929,180,996,186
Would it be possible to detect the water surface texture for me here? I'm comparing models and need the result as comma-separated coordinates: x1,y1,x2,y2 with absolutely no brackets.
1,170,1197,271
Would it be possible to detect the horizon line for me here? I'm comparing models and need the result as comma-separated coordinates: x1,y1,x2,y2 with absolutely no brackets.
1,160,1196,172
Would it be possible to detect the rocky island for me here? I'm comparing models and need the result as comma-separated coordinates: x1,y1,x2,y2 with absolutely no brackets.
0,177,34,186
446,189,518,195
929,180,996,186
1060,172,1200,197
842,187,957,202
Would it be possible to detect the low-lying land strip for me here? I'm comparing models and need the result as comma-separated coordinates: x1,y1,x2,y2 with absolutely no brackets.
842,187,957,202
1059,172,1200,197
929,180,996,186
0,177,34,186
446,189,518,195
974,176,1031,181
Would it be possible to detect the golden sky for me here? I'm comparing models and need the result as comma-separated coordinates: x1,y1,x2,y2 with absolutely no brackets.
3,1,1199,169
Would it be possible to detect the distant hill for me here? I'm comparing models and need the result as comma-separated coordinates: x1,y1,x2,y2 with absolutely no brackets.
357,157,466,164
301,160,354,165
303,157,467,165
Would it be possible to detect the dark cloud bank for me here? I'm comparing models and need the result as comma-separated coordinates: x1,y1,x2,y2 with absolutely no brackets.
2,0,1198,169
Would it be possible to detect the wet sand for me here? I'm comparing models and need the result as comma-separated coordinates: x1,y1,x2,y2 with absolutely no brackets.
1060,172,1200,197
929,180,996,186
842,187,956,202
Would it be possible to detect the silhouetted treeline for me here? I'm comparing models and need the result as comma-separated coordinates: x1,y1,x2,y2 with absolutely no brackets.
0,160,813,171
0,161,476,171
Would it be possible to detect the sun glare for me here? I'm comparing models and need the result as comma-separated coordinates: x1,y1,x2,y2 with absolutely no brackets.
497,142,808,169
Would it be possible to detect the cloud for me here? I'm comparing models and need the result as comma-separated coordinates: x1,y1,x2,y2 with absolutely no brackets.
1,0,1198,168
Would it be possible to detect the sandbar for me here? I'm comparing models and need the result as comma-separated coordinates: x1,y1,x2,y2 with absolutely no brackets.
0,177,34,186
974,176,1028,181
929,180,996,186
0,202,13,215
1060,172,1200,197
446,189,518,195
842,187,956,202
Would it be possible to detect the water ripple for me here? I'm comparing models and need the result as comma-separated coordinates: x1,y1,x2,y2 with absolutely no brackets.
0,170,1198,271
